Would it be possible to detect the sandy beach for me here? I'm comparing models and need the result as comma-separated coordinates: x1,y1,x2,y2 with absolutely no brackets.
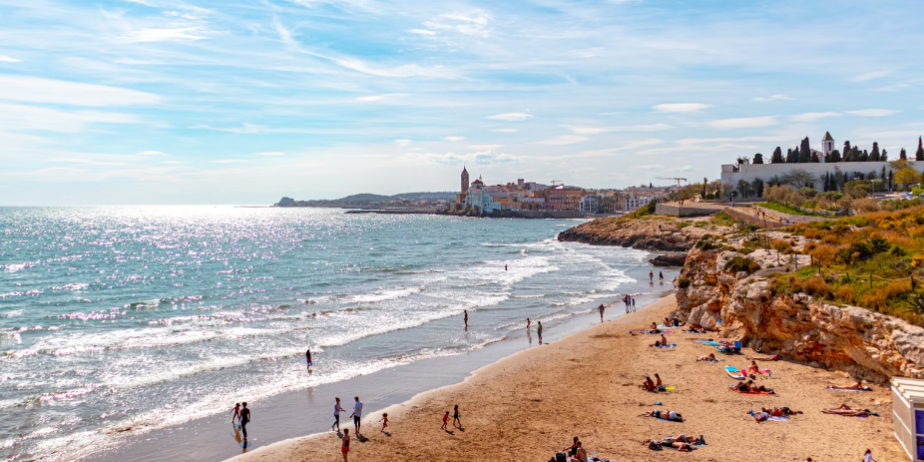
228,294,905,462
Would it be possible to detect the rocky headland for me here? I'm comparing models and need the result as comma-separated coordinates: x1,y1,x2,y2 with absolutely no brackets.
557,216,726,251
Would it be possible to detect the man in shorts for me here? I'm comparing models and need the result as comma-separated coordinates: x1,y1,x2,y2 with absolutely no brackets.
350,396,363,435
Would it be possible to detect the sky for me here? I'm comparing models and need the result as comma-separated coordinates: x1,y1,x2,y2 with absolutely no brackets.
1,0,924,205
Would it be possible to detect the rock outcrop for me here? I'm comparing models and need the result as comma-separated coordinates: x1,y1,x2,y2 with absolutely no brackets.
557,217,725,251
676,247,924,383
649,253,688,267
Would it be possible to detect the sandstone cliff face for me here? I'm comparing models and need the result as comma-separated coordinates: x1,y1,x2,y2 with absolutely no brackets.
557,217,725,251
677,247,924,383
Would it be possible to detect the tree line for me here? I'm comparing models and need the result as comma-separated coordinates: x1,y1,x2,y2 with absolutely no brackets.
738,136,924,165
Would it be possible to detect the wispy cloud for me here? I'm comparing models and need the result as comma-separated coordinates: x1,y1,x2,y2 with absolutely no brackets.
705,116,777,129
423,10,492,38
356,93,410,102
444,136,465,141
564,124,671,135
653,103,711,113
487,112,533,121
789,112,840,122
211,159,251,164
0,55,21,63
408,29,436,35
139,150,164,155
492,128,518,133
256,151,286,156
754,94,794,102
0,76,160,106
846,109,899,117
572,139,662,158
538,135,588,145
394,139,412,147
121,27,209,42
852,71,891,82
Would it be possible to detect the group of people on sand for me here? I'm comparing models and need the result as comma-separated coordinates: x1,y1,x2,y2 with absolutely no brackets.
641,373,667,392
332,396,391,461
622,294,637,313
440,404,463,431
230,402,252,440
734,379,775,394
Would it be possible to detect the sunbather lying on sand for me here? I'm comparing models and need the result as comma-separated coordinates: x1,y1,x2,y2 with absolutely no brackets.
696,353,718,362
748,360,772,377
639,410,683,421
683,326,706,333
826,381,872,391
822,404,877,416
648,322,661,333
761,407,802,416
645,440,692,452
751,411,771,422
663,435,704,445
735,380,774,394
748,354,780,361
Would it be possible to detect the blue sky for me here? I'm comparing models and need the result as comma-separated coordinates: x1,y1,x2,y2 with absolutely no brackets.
1,0,923,204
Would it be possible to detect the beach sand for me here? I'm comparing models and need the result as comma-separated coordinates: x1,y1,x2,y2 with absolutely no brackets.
228,294,905,462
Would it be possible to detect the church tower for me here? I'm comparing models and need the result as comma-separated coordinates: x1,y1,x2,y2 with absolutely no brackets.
461,166,469,194
821,131,835,158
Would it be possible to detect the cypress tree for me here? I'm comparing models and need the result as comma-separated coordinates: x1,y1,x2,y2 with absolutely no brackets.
901,148,908,160
830,149,841,163
753,153,764,164
859,149,869,162
800,137,812,162
843,141,852,158
882,149,888,161
870,142,880,161
771,146,784,164
786,148,798,163
917,136,924,161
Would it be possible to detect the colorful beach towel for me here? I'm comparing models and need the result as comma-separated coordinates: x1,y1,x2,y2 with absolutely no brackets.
695,340,721,346
656,344,677,348
826,386,872,392
767,416,788,422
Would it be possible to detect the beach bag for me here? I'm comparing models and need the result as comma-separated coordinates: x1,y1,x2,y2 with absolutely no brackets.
556,451,568,462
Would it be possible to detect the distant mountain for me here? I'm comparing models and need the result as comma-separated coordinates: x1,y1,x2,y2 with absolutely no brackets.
336,192,456,202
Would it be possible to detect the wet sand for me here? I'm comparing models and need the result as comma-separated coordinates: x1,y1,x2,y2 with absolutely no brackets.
228,294,904,462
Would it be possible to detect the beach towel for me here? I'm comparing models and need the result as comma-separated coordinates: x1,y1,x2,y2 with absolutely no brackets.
696,340,721,346
826,386,872,392
656,416,685,422
766,416,788,422
656,344,677,348
725,366,746,380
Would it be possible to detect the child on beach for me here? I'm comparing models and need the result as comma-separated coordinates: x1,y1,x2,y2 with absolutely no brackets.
441,411,449,430
379,413,388,432
537,321,543,344
452,404,461,428
231,403,241,425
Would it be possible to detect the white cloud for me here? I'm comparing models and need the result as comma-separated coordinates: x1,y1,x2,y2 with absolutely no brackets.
538,135,589,145
789,112,840,122
493,128,518,133
487,112,533,121
332,57,449,78
572,139,663,158
408,29,436,35
653,103,711,113
754,94,794,102
564,123,671,135
467,144,502,149
122,27,208,42
847,109,898,117
852,71,891,82
639,143,757,156
256,151,286,156
424,10,492,38
0,76,160,106
211,159,251,164
161,160,188,164
139,150,164,155
705,116,777,129
356,93,410,102
394,139,413,147
0,103,141,133
0,56,21,63
444,136,466,141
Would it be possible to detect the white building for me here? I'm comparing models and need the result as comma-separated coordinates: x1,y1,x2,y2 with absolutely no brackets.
579,195,598,214
464,178,501,213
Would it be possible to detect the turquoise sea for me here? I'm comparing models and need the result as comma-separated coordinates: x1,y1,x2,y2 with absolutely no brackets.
0,207,668,461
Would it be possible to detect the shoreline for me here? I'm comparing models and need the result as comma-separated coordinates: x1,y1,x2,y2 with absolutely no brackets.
225,296,675,462
227,293,905,462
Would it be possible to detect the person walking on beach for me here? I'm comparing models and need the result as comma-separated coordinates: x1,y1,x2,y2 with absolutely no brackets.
341,428,350,461
632,297,636,312
863,449,877,462
659,271,663,283
306,348,312,371
379,413,389,432
464,310,468,327
526,318,531,329
240,402,251,439
452,404,462,428
598,303,605,322
332,397,345,432
441,411,450,430
231,403,241,425
351,396,363,435
649,270,653,283
537,321,543,344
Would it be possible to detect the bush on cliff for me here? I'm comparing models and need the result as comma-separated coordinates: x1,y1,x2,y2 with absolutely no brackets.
677,277,691,289
724,256,760,274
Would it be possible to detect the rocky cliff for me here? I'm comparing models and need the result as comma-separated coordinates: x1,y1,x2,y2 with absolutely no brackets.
557,217,724,251
676,246,924,383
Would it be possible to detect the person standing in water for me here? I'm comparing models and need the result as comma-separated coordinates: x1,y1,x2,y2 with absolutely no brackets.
505,265,508,271
332,397,345,432
351,396,363,435
240,402,251,439
231,403,241,425
632,297,636,312
306,348,312,371
464,310,468,327
537,321,543,344
649,270,654,283
659,271,664,283
341,429,350,461
526,318,531,329
452,404,462,428
598,304,605,323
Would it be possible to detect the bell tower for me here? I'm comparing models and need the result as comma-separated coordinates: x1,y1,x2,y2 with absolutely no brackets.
461,166,469,194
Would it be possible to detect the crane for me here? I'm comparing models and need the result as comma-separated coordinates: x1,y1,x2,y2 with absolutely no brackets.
655,177,688,190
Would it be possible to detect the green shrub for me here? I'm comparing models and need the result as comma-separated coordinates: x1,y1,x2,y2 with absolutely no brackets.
677,277,691,289
724,256,760,274
870,237,890,254
891,246,907,257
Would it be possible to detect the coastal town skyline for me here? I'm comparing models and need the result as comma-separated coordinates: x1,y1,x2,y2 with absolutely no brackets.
2,0,924,205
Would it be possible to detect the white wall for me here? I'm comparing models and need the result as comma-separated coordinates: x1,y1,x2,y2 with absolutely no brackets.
719,161,921,193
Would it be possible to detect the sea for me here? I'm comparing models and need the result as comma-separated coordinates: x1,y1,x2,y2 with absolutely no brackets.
0,206,673,461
